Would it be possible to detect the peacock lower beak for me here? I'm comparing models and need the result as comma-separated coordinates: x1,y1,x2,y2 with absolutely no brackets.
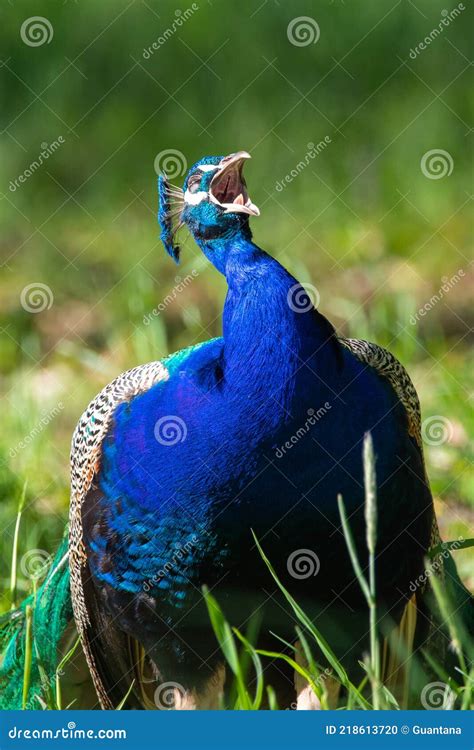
209,151,260,217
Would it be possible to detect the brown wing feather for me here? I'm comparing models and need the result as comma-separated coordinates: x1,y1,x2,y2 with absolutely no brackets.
339,335,445,679
339,337,422,448
338,336,441,550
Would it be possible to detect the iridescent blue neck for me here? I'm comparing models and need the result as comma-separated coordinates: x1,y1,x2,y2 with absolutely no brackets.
198,232,338,417
196,227,253,275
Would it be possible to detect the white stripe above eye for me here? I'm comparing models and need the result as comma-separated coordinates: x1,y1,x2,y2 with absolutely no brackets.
184,190,208,204
198,164,218,172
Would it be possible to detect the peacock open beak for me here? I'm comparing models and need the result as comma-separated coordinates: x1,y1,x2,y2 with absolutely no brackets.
209,151,260,217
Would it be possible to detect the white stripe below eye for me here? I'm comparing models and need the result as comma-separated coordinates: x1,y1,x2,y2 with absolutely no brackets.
184,190,208,204
198,164,218,172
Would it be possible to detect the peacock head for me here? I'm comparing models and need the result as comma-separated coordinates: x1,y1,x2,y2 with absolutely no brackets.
158,151,259,262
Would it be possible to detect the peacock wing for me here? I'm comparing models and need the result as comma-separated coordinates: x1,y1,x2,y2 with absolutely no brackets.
69,360,168,708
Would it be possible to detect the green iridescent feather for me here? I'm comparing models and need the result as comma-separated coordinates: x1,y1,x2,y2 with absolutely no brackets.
0,537,72,709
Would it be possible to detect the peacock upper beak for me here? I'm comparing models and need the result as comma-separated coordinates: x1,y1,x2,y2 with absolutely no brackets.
209,151,260,217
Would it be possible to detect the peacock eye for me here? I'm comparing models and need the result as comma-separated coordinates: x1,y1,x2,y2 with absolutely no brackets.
188,175,201,194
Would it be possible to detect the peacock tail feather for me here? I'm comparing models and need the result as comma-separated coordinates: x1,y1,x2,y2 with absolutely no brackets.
0,537,72,709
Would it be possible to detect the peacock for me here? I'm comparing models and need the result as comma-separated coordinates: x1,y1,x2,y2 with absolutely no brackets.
1,151,471,710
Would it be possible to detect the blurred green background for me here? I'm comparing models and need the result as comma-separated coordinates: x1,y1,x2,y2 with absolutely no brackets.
0,0,472,609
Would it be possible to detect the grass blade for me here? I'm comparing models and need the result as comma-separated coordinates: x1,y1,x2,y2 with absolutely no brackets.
116,680,136,710
252,532,371,709
21,604,33,709
266,685,279,710
336,494,370,604
55,636,81,710
203,586,251,709
10,481,27,610
233,628,264,710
